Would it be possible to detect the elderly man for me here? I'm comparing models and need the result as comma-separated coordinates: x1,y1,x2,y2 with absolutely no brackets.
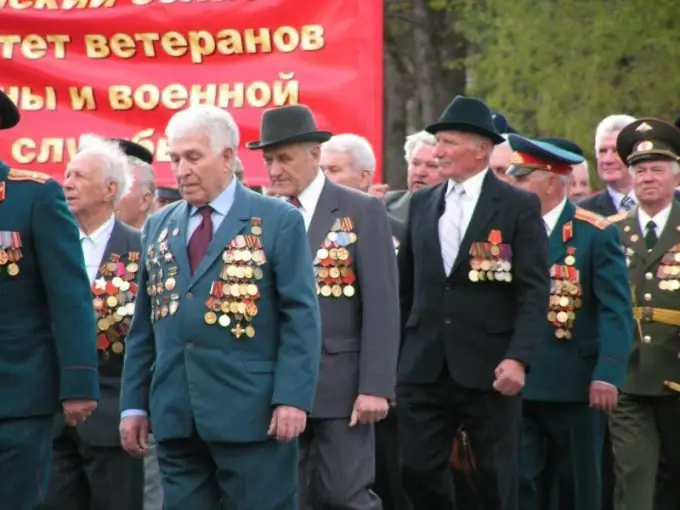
397,95,550,510
321,133,405,244
42,134,144,509
507,135,633,510
608,118,680,510
249,104,399,510
116,140,156,229
536,137,593,201
489,136,513,183
0,91,99,510
385,131,441,223
119,105,321,510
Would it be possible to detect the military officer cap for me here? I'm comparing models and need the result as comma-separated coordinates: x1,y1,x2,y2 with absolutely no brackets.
0,90,20,130
616,117,680,166
506,134,584,177
536,137,584,157
156,186,181,202
112,139,154,164
491,111,519,135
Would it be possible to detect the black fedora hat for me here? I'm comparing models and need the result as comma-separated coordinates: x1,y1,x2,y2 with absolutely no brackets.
246,104,332,150
616,117,680,166
426,95,505,145
112,138,154,164
0,90,20,130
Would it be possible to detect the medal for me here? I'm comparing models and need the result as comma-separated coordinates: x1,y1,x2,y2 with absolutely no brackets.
7,262,19,276
111,342,124,354
218,314,231,327
204,311,217,325
342,285,355,297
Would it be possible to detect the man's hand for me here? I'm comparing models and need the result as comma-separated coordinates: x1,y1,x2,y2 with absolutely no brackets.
119,415,150,458
62,399,97,426
493,359,525,396
349,394,389,427
590,381,618,412
368,183,389,200
267,405,307,442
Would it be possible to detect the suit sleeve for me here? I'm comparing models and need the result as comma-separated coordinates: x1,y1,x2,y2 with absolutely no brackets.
506,193,550,367
120,220,156,413
33,180,99,401
356,197,400,399
271,207,322,412
592,224,634,386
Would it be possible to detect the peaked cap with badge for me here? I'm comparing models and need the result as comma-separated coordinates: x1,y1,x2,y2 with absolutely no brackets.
616,117,680,166
492,111,519,135
112,138,154,164
536,137,585,157
0,90,20,131
506,133,584,178
246,104,332,150
425,95,505,145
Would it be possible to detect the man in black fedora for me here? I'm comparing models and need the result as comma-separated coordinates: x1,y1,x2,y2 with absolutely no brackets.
396,95,550,510
248,104,400,510
0,92,100,509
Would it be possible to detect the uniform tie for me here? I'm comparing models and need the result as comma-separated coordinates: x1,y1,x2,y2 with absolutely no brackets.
440,184,465,274
188,206,213,275
620,196,636,211
644,220,658,250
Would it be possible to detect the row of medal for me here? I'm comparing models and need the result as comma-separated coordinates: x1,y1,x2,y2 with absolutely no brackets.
93,253,140,357
204,223,264,339
314,219,358,298
146,228,181,322
657,251,680,291
468,241,513,283
0,230,23,276
547,263,583,340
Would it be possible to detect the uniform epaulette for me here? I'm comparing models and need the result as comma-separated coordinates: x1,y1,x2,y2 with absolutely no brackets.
7,168,52,184
607,211,629,223
574,208,610,230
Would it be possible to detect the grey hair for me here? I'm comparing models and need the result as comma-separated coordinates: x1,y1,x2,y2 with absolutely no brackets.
595,114,636,152
629,160,680,175
165,105,240,155
74,133,132,205
403,131,436,164
572,161,590,185
233,155,244,181
127,157,156,195
321,133,376,174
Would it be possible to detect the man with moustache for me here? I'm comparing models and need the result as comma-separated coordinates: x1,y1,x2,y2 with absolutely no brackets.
43,134,145,510
397,95,550,510
608,118,680,510
0,90,99,510
115,141,156,229
119,105,322,509
249,104,399,510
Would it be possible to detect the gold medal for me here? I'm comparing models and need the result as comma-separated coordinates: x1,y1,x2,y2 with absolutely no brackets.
547,311,557,322
480,260,491,271
563,330,572,340
241,251,252,263
112,276,123,288
204,311,217,325
490,245,500,257
659,280,668,291
237,302,247,314
556,311,568,323
349,233,357,243
564,255,575,266
245,325,255,338
337,248,349,261
220,301,231,313
165,277,176,291
246,302,258,317
317,248,329,260
555,328,565,339
329,267,341,279
218,314,231,327
558,296,570,307
111,342,124,354
126,262,139,273
97,318,110,331
343,284,355,297
247,284,258,296
331,284,343,297
229,302,239,314
318,267,329,279
238,283,248,296
321,285,332,297
106,296,118,308
0,250,8,265
169,300,179,315
230,284,240,297
469,270,479,282
7,262,19,276
251,225,262,236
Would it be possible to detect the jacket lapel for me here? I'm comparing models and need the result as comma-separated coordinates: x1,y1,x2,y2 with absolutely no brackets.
94,220,128,280
547,201,575,266
308,179,340,252
188,183,250,289
645,201,680,270
166,201,191,287
450,171,501,276
425,182,447,278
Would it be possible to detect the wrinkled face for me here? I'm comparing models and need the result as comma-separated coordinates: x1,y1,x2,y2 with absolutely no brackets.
632,160,676,209
407,143,440,192
63,153,117,215
434,131,488,181
596,131,628,185
320,150,371,191
569,163,591,201
265,143,319,197
116,174,153,227
490,143,513,183
512,171,556,207
168,132,232,206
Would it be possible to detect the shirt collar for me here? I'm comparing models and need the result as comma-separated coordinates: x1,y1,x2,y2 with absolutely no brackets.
189,177,237,217
638,202,673,234
297,170,325,212
543,197,568,236
445,168,488,200
80,215,115,242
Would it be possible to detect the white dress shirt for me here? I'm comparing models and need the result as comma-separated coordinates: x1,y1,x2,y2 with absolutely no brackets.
638,203,672,241
79,216,115,283
292,170,325,231
542,198,567,237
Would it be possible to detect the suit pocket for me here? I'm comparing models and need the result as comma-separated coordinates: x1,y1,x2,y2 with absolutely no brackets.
324,337,360,354
244,360,276,373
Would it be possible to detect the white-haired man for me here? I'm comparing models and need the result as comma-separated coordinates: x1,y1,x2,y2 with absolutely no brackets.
43,134,145,510
489,136,513,183
321,133,405,244
385,130,441,223
116,140,156,229
119,105,322,510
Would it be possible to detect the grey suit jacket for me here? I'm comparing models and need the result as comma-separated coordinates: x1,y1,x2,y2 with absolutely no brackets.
308,179,400,418
386,190,411,224
54,220,142,447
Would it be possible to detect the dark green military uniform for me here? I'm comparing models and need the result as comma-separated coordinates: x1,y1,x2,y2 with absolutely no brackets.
0,91,99,510
608,117,680,510
506,135,634,510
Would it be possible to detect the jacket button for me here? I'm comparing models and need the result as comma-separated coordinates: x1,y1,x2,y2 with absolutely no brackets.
444,318,452,325
645,272,653,280
185,292,193,299
642,335,651,344
644,293,652,301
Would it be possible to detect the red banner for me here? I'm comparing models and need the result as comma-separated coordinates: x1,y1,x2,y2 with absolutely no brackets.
0,0,383,187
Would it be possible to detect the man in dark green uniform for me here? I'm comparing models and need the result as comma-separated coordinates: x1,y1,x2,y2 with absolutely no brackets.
507,134,634,510
0,90,100,509
609,117,680,510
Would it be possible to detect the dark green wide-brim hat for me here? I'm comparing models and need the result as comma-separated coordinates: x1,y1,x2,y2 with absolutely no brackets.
616,117,680,166
246,104,332,150
0,90,20,130
425,95,505,145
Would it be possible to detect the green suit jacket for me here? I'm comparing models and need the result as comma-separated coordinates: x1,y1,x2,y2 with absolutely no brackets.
0,162,99,418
